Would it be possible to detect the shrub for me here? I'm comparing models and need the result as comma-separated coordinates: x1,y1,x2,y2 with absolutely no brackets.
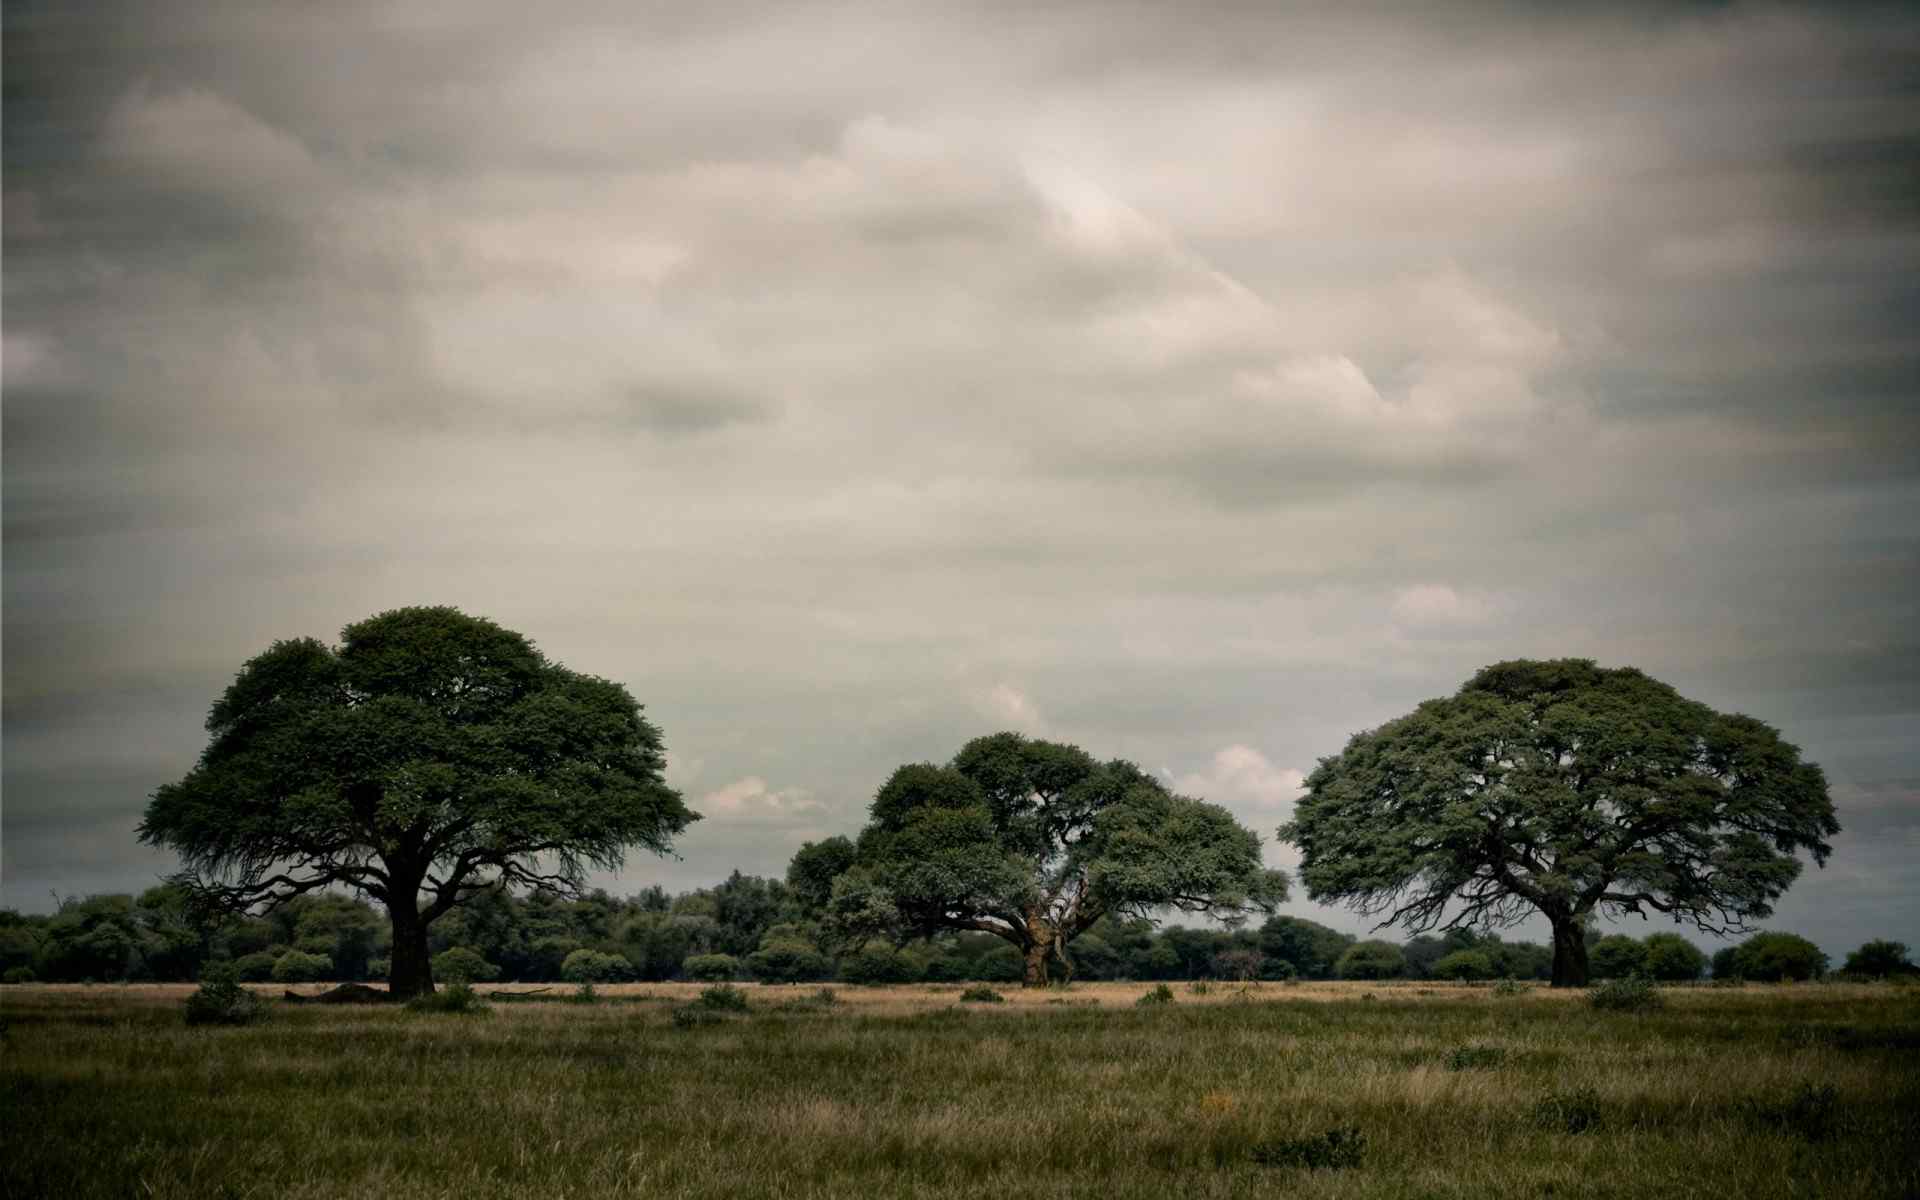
1589,935,1648,980
560,949,629,983
1641,933,1707,981
1136,983,1175,1007
184,974,269,1027
1431,950,1494,981
1492,977,1527,996
270,950,332,984
839,945,916,986
572,981,599,1004
366,957,390,981
1187,980,1212,996
1531,1087,1603,1134
232,951,278,982
1445,1044,1507,1070
744,942,832,983
1842,939,1914,978
1335,940,1405,980
682,953,740,982
3,967,35,985
1729,932,1828,982
406,981,489,1015
431,947,501,984
671,1004,727,1028
811,987,839,1007
695,983,750,1012
959,984,1005,1004
1250,1127,1366,1169
1589,975,1662,1013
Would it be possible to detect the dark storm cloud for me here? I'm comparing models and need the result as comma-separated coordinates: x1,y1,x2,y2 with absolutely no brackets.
4,1,1917,955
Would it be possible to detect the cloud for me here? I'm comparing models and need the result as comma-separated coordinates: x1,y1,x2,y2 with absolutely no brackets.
1173,745,1306,813
978,684,1047,735
696,777,823,821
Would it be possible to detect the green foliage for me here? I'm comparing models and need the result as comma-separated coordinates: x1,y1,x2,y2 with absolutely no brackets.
786,837,857,915
1640,933,1706,981
559,949,631,983
1444,1044,1507,1070
430,947,500,984
839,944,917,986
1430,949,1494,981
1136,983,1175,1007
138,606,697,998
269,950,332,983
1336,940,1405,980
1249,1127,1366,1169
959,984,1006,1003
1492,977,1528,996
828,732,1286,985
682,953,741,982
183,972,269,1026
694,983,750,1013
3,966,37,984
232,951,278,982
1531,1087,1603,1134
1281,659,1838,986
1590,935,1648,979
1589,975,1662,1012
1728,932,1829,982
405,981,489,1015
1841,939,1912,978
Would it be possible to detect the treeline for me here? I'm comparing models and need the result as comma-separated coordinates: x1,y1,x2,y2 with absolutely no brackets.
2,875,1910,987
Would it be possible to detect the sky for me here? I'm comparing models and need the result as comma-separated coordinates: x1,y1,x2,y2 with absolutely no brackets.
5,1,1917,958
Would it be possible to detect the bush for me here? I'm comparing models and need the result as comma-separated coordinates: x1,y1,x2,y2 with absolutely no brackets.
431,947,500,984
270,950,332,984
959,984,1005,1004
744,942,832,983
695,983,750,1012
184,974,270,1027
406,981,489,1015
1730,932,1828,982
1589,935,1648,980
1431,950,1495,981
1492,977,1527,996
682,953,740,982
839,945,916,986
3,966,35,985
1187,980,1212,996
1136,983,1175,1007
560,949,630,983
671,1004,727,1028
1641,933,1707,981
1842,939,1914,978
1335,940,1404,980
1531,1087,1603,1134
232,951,278,982
1589,975,1662,1012
1444,1044,1507,1070
1250,1127,1366,1169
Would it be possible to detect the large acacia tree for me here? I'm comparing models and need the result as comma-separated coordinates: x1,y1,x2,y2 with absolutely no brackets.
140,606,697,997
825,732,1288,986
1280,659,1837,987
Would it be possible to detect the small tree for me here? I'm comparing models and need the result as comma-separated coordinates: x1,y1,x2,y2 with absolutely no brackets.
1431,949,1494,981
1281,660,1837,986
1589,935,1648,980
139,607,697,998
1731,932,1828,982
431,946,501,984
1336,940,1405,980
682,953,740,982
560,949,630,983
1640,933,1706,981
1842,939,1914,978
270,949,332,983
824,732,1286,986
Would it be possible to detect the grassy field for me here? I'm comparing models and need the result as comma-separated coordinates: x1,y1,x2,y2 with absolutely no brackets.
3,979,1917,1199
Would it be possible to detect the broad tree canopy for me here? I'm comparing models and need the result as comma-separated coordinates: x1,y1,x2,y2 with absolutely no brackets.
1280,659,1836,986
824,731,1287,985
140,606,696,996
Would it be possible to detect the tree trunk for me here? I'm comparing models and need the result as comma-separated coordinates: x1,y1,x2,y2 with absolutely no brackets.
1023,940,1051,988
388,895,434,999
1549,915,1590,988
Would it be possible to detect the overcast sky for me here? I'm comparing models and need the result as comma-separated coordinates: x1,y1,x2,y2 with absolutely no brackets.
5,1,1917,957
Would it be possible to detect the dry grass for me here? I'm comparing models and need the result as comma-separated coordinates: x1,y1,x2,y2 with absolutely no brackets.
2,979,1915,1198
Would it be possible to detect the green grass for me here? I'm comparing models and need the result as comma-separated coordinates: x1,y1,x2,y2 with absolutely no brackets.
2,981,1917,1198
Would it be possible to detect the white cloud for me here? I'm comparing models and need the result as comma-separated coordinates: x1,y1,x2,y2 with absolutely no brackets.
697,776,821,821
979,683,1047,734
1391,584,1505,630
1174,744,1306,812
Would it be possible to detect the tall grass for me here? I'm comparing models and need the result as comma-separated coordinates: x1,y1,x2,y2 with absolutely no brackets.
1,981,1915,1198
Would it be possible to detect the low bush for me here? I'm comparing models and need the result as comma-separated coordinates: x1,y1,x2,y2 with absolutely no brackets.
695,983,750,1013
1187,980,1212,996
1249,1127,1366,1169
270,950,332,984
1492,977,1527,996
2,967,35,985
1136,983,1175,1007
431,947,501,984
671,1004,728,1028
683,953,740,982
959,984,1005,1004
231,951,278,982
405,981,489,1015
560,949,630,983
1589,975,1662,1013
1531,1087,1603,1134
184,974,269,1027
1444,1044,1507,1071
